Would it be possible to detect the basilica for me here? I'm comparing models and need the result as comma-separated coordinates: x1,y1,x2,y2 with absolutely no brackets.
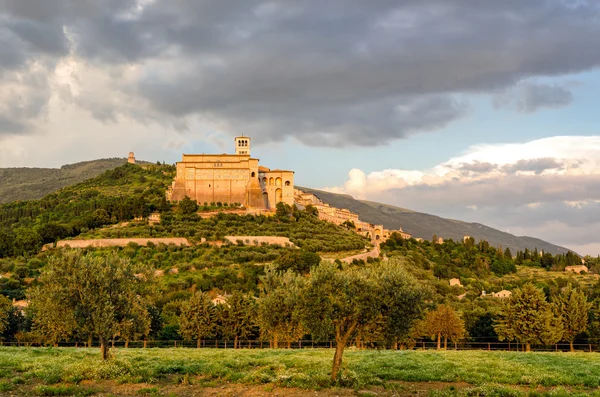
167,136,295,210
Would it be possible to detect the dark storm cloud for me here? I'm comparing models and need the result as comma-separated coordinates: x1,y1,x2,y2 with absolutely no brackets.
494,83,574,113
1,0,600,141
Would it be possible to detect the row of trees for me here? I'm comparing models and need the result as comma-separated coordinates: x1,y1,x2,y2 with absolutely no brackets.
20,251,430,380
382,232,585,280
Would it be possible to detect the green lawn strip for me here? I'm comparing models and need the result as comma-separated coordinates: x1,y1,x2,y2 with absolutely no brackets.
2,347,600,391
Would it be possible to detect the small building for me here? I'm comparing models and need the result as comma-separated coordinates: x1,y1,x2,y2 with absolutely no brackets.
12,299,29,314
449,278,462,287
128,152,136,164
463,235,471,243
565,265,588,274
211,294,229,305
492,290,512,299
435,237,444,244
148,212,161,225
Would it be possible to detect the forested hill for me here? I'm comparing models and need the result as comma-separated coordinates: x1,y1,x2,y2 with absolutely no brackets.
0,158,128,204
297,186,573,255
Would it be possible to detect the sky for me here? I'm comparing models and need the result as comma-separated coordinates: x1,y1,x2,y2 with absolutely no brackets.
1,0,600,254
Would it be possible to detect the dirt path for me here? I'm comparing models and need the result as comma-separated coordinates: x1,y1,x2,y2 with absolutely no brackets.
1,380,473,397
339,244,380,263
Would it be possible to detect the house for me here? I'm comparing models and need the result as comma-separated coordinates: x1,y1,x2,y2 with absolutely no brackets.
211,294,229,305
148,212,161,225
565,265,588,274
449,278,462,287
492,290,512,299
12,298,29,314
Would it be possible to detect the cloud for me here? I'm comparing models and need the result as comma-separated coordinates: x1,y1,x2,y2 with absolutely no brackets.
501,158,564,174
326,136,600,253
494,82,574,113
1,1,600,144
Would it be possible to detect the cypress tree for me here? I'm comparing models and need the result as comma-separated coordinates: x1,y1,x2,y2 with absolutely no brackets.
555,284,591,352
494,283,563,352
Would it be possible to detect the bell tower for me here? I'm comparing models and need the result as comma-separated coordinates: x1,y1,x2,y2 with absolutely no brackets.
234,136,251,156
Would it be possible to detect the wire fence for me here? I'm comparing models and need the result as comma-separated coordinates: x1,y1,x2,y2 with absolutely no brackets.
2,339,600,352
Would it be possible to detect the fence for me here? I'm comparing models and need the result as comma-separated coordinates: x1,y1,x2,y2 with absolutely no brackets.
3,339,600,352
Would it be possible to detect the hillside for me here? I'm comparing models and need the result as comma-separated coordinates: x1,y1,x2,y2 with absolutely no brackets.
0,158,574,255
0,158,128,204
297,186,573,255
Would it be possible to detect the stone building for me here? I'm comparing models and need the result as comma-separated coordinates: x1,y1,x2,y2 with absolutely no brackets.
128,152,136,164
167,136,294,209
565,265,588,274
293,188,411,242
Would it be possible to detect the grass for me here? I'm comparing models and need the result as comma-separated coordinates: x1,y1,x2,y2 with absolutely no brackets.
3,347,600,395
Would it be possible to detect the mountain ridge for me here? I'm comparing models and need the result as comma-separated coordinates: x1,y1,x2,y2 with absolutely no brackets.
297,186,574,255
0,158,128,204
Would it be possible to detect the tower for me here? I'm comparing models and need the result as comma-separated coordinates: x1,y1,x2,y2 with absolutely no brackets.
128,152,136,164
234,136,251,156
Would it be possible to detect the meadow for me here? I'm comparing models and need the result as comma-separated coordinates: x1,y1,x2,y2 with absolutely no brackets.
2,347,600,396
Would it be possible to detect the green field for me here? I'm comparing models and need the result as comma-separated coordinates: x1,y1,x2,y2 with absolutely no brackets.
3,347,600,396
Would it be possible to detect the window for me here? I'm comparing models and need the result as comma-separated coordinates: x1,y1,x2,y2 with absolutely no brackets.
285,181,290,186
251,172,256,177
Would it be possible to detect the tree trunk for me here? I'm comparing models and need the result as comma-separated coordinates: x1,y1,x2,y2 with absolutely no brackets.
273,336,278,349
125,340,129,348
331,340,347,381
234,335,239,349
197,339,201,349
437,332,441,350
525,343,531,352
444,336,447,350
287,340,291,349
100,337,109,360
88,336,93,348
570,340,574,352
330,321,358,381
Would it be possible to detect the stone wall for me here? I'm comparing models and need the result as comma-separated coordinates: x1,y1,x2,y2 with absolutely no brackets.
224,236,295,247
45,238,190,250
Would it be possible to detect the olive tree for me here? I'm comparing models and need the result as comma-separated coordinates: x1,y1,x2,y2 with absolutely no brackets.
258,266,305,348
299,260,428,381
29,251,152,359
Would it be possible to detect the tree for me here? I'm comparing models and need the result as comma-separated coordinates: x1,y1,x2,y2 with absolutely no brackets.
13,228,42,256
420,304,466,350
299,260,427,381
115,300,152,348
555,284,591,352
179,292,217,348
36,223,70,245
29,251,152,359
258,267,305,348
275,202,292,218
178,196,199,215
275,250,321,274
494,283,563,352
375,259,431,349
218,291,256,349
0,229,14,258
0,295,12,336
